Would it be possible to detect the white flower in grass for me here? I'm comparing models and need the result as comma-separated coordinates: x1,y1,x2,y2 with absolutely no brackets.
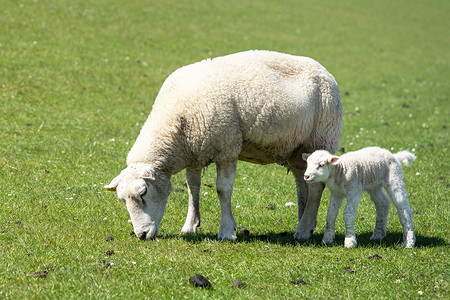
109,138,115,142
203,192,208,196
411,148,416,152
103,217,108,221
418,291,423,295
395,279,401,283
132,261,136,265
285,202,295,207
416,172,420,176
128,220,132,223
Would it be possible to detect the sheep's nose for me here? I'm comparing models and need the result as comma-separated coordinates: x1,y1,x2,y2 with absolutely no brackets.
138,231,148,240
304,175,310,180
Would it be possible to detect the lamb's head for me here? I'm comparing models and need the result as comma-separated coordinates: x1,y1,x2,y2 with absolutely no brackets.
105,163,172,240
302,150,339,183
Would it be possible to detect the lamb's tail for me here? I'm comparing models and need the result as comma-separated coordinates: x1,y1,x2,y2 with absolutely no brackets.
393,151,416,166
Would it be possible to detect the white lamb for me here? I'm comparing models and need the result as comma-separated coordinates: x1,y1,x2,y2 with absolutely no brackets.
302,147,416,248
105,50,343,241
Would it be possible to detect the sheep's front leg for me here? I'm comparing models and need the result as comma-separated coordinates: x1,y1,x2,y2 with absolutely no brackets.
342,191,361,248
216,161,238,241
322,194,344,245
181,168,202,234
292,168,324,241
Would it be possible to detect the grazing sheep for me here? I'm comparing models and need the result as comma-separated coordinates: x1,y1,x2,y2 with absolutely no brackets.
105,50,343,241
302,147,416,248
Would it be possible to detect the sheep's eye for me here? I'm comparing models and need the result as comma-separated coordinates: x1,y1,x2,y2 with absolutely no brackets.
137,186,147,201
318,164,324,168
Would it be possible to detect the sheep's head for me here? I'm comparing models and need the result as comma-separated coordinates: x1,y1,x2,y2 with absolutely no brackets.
105,163,172,240
302,150,339,183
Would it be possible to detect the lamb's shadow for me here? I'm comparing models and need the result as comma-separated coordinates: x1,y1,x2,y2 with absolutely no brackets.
170,231,447,248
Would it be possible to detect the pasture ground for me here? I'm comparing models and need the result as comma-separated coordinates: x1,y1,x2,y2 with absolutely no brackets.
1,0,448,298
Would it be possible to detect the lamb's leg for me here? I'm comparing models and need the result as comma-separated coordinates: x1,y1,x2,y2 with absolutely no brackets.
368,187,389,241
385,181,415,248
342,191,361,248
292,168,325,241
322,194,344,245
216,161,238,241
181,168,202,234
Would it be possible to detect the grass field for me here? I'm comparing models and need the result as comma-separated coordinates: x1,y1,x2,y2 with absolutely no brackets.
1,0,449,298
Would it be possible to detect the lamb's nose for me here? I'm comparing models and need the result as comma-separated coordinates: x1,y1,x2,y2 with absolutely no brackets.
304,175,310,180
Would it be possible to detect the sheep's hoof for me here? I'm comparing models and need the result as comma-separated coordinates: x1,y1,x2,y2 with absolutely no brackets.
344,237,357,248
370,232,386,241
218,234,237,241
321,236,335,245
293,230,312,242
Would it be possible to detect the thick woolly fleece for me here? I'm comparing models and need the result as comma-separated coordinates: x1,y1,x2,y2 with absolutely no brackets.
107,50,343,241
303,147,416,248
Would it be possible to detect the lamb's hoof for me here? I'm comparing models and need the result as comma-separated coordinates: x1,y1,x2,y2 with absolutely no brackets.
403,232,416,248
181,227,198,235
344,237,357,248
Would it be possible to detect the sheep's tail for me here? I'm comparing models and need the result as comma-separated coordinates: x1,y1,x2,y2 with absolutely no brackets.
393,151,416,166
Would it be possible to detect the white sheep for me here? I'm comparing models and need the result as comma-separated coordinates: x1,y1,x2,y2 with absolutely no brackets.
105,50,343,241
302,147,416,248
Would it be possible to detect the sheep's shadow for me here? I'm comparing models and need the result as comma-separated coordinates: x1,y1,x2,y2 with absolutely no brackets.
171,231,447,248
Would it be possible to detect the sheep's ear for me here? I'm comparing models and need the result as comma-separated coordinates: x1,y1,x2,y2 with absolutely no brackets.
140,166,155,181
105,173,124,191
302,153,311,161
329,156,340,165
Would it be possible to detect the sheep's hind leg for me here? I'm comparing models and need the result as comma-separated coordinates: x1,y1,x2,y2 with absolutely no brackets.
368,187,389,241
216,161,238,241
181,168,202,234
322,194,344,245
292,168,324,241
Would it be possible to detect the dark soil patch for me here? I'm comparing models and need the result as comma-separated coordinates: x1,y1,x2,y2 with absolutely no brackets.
266,204,276,210
189,274,211,288
291,279,311,286
232,279,246,288
369,254,382,260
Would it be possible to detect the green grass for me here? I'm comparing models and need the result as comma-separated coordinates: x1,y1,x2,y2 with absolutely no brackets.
1,0,449,298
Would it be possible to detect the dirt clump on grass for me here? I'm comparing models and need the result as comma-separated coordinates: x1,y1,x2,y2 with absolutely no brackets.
189,274,211,288
291,279,311,286
232,279,246,288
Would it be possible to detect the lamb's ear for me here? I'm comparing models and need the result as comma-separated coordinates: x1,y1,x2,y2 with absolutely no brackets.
302,153,311,161
105,172,124,192
329,156,340,165
140,166,155,181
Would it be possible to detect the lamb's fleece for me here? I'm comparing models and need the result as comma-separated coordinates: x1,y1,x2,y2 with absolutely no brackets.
303,147,416,248
107,50,343,241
